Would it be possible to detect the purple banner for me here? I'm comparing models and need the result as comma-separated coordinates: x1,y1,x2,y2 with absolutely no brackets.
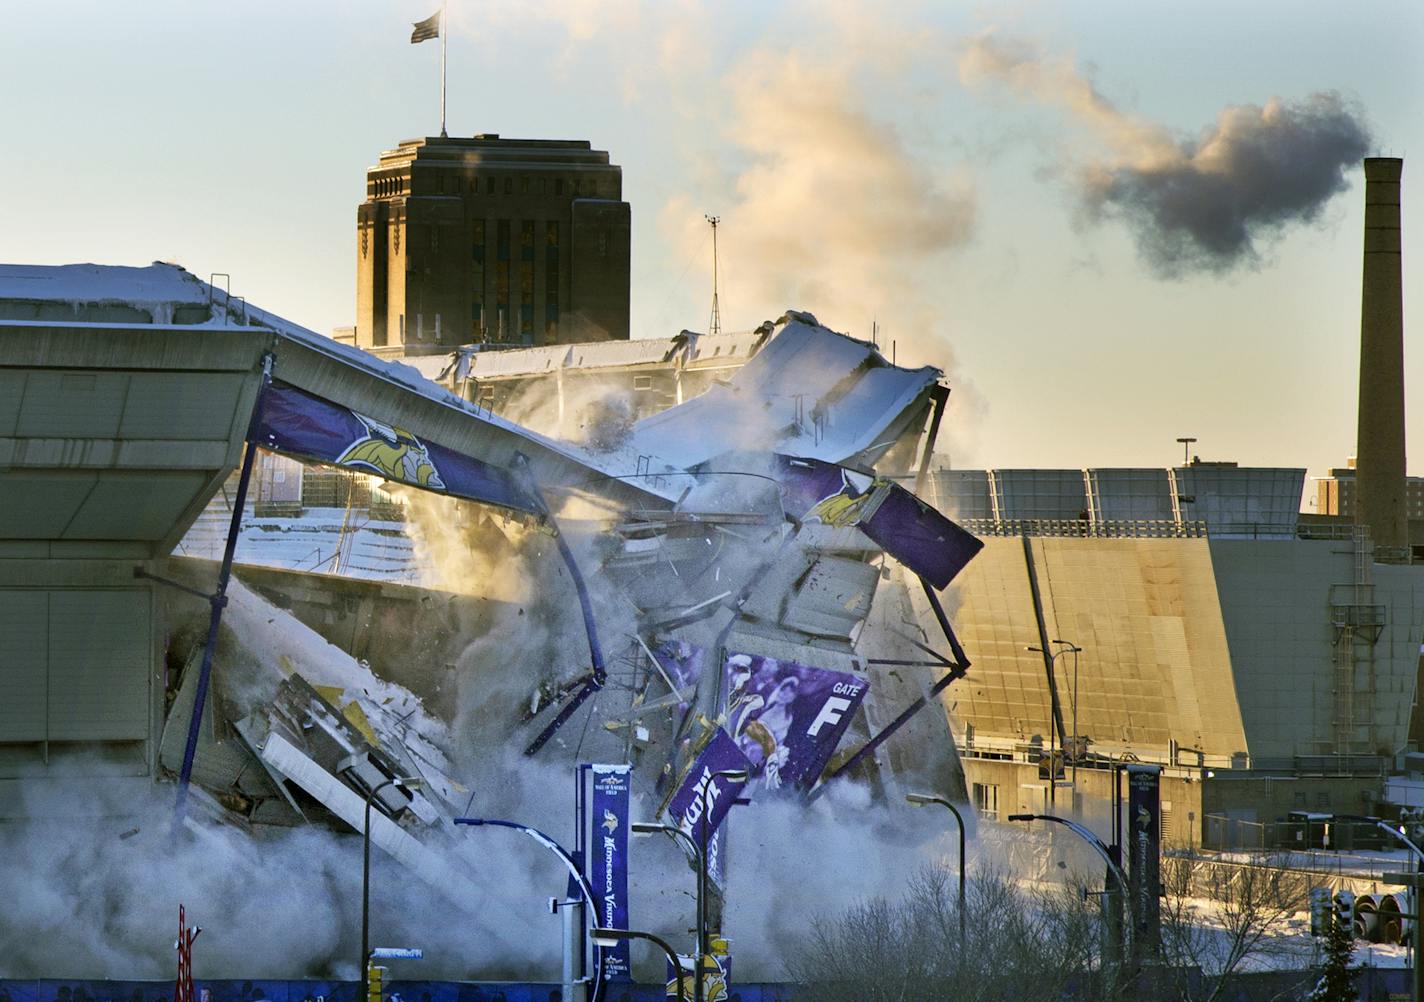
667,729,751,849
773,455,982,589
585,764,632,983
255,381,542,515
1127,764,1162,955
724,652,868,792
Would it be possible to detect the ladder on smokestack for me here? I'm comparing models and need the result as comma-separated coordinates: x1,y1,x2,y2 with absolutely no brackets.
1329,527,1384,759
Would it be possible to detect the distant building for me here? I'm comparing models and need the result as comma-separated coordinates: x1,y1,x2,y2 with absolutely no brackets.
355,134,630,357
1315,457,1424,521
925,465,1424,848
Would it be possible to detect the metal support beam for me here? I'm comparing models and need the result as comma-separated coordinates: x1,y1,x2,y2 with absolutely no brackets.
913,382,950,498
1021,534,1068,796
173,351,274,831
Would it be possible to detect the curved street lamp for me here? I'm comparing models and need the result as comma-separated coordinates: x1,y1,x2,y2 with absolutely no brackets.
1026,640,1083,798
1328,814,1424,865
454,817,605,1002
361,776,421,1002
1008,811,1131,958
690,768,748,1002
906,794,967,947
632,821,702,983
591,928,689,1001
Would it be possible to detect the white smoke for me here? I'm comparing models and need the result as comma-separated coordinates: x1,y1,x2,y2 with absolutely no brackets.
958,29,1372,277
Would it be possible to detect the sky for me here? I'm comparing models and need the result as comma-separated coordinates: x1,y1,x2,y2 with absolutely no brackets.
1,0,1421,490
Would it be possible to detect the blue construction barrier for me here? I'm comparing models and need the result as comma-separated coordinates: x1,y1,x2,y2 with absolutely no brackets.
0,983,799,1002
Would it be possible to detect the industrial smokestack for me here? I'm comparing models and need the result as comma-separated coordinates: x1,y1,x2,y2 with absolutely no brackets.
1355,157,1407,555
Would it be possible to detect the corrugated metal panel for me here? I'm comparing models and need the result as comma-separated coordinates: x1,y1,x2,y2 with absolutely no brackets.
47,590,149,741
0,592,47,741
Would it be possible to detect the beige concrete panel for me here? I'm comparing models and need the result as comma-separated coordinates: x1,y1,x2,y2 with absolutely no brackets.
0,591,47,741
0,325,273,372
0,472,97,538
0,370,24,434
942,536,1248,764
15,371,130,438
118,372,246,440
46,589,149,741
0,437,231,469
62,471,211,540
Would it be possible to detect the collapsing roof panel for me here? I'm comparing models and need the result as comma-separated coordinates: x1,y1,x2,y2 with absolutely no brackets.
622,311,941,472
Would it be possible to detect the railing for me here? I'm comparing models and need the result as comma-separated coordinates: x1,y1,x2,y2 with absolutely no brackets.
960,518,1209,539
960,518,1372,541
1201,814,1403,861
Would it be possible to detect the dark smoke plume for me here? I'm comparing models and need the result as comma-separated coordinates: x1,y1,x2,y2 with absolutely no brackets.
960,31,1372,276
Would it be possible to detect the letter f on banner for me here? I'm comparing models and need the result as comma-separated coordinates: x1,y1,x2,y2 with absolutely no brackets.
808,696,853,737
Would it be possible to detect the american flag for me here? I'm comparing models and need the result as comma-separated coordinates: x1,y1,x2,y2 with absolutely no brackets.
410,11,440,44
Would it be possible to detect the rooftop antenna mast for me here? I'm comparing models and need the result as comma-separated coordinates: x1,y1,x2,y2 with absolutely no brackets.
706,214,722,336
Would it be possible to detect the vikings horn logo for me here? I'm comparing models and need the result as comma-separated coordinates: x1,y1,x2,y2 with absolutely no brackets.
803,470,890,528
336,413,446,490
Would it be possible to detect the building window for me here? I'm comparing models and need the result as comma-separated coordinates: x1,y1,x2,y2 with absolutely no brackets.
496,220,510,340
573,178,582,196
972,783,999,819
486,177,495,195
519,221,535,341
520,177,530,194
633,374,653,391
545,221,560,338
504,177,512,195
555,178,563,196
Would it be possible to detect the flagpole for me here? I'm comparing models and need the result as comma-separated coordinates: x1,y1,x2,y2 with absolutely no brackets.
439,0,448,137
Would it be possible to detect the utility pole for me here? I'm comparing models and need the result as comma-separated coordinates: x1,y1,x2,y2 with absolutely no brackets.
705,214,721,336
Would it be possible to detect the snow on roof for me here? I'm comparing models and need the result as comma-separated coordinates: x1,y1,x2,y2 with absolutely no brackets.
469,344,572,377
0,261,211,306
459,330,769,380
0,261,679,499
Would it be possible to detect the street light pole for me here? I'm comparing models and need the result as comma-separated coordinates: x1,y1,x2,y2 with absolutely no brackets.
591,928,689,1001
693,768,748,1002
361,776,420,1002
1027,641,1083,809
632,822,702,988
454,817,605,1002
906,794,967,948
1008,812,1131,963
1052,640,1084,793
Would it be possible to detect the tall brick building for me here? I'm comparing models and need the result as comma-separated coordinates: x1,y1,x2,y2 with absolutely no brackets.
354,134,630,356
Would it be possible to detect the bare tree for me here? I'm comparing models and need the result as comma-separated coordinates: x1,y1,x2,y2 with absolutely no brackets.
1157,852,1315,1002
785,864,1116,1002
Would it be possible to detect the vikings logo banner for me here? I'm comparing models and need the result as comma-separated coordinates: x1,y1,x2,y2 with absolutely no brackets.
724,652,868,792
254,382,541,515
667,729,752,871
584,764,633,983
773,454,983,589
1127,764,1163,955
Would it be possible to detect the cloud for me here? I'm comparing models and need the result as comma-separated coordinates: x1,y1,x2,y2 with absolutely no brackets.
660,46,976,364
959,30,1372,277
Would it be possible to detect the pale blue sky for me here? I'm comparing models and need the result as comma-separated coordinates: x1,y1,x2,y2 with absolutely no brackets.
1,0,1420,488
